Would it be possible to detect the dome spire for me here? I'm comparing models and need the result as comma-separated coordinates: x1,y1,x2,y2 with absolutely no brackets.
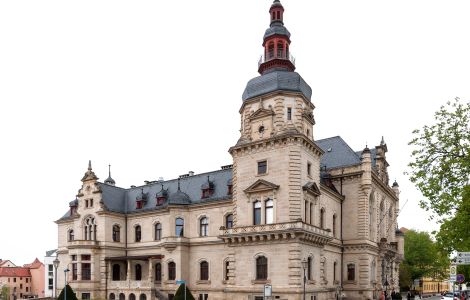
258,0,295,75
104,164,116,186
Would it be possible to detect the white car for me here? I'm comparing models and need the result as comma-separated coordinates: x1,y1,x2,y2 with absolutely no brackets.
441,292,458,300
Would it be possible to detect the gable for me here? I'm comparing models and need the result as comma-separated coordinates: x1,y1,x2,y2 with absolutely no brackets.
244,179,280,194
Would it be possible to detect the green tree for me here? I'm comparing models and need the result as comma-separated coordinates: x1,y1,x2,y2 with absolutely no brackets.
174,283,195,300
400,230,448,284
57,285,78,300
1,286,10,300
407,97,470,217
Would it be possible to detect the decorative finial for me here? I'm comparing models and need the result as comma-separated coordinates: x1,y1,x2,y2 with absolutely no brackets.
88,160,92,171
108,164,111,177
381,136,385,145
161,183,164,191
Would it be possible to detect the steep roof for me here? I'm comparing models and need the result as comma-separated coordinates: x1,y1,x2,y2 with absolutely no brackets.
0,267,31,277
23,258,43,269
315,136,361,169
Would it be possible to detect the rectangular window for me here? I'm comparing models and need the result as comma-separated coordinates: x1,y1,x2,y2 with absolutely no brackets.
82,293,91,300
287,107,292,120
307,162,312,176
72,263,78,281
26,278,29,283
85,200,88,208
48,265,53,276
198,294,208,300
81,254,91,261
20,284,23,289
48,278,53,290
168,295,174,300
82,263,91,280
257,160,267,175
90,199,93,207
14,278,16,283
71,255,77,261
26,287,28,292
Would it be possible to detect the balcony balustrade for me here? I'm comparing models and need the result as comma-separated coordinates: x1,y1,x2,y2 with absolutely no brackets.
68,239,100,249
258,52,296,67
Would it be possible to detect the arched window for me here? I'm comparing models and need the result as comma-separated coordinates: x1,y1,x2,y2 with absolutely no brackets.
135,225,141,242
253,201,261,225
347,263,355,281
84,216,96,241
224,260,230,281
175,218,184,237
112,264,120,281
265,199,274,224
277,41,284,58
109,293,115,300
256,256,268,280
225,214,233,229
139,295,146,300
129,294,135,300
68,230,74,241
268,43,274,59
200,217,209,237
155,223,162,241
112,225,120,242
320,208,325,229
369,194,375,238
135,264,142,281
168,262,176,280
307,257,312,280
155,263,162,282
332,214,337,237
200,261,209,280
119,293,125,300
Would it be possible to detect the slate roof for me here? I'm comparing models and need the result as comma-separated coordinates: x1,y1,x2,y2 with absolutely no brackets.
45,249,58,257
242,71,312,102
59,137,380,219
263,23,291,41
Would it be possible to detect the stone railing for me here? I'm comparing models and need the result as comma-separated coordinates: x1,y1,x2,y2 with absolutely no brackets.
108,280,152,289
67,240,99,248
221,221,331,237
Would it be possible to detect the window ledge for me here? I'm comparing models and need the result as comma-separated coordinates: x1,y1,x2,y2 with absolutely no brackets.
344,280,357,284
307,280,316,285
196,280,211,285
251,279,271,284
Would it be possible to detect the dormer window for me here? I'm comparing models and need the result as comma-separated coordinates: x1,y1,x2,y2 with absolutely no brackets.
201,177,214,199
156,185,168,206
136,189,148,209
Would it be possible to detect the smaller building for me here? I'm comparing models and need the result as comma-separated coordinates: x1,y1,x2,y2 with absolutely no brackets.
43,250,58,298
0,258,45,299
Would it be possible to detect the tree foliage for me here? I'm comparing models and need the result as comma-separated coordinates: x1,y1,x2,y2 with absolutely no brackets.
1,286,10,300
174,283,195,300
57,285,78,300
407,98,470,217
401,230,448,283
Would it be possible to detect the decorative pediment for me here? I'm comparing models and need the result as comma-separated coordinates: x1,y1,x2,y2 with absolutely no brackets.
249,108,274,121
302,111,315,125
244,179,280,194
303,182,321,196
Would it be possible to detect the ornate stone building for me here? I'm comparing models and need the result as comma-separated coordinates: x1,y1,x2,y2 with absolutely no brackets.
55,1,404,300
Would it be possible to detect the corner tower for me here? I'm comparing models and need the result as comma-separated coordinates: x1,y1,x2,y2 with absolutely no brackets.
230,0,324,227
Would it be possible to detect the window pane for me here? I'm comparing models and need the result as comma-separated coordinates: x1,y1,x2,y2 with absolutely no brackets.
257,161,267,174
226,214,233,229
265,199,273,224
254,201,261,225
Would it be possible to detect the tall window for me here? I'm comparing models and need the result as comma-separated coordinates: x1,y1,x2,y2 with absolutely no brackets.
225,260,230,281
333,261,337,282
81,263,91,280
139,294,146,300
200,261,209,280
370,260,376,282
347,264,355,281
200,217,209,237
135,225,141,242
265,199,273,224
112,264,120,281
310,203,313,225
257,160,267,175
175,218,184,237
268,42,274,59
369,194,374,238
109,294,115,300
307,257,312,280
129,294,135,300
287,107,292,120
168,262,176,280
307,162,312,176
225,214,233,229
304,200,308,223
112,225,120,242
72,263,78,280
277,41,284,58
155,263,162,282
84,216,96,241
256,256,268,280
253,201,261,225
155,223,162,241
135,264,142,281
332,214,337,237
119,293,125,300
68,230,74,241
320,208,325,229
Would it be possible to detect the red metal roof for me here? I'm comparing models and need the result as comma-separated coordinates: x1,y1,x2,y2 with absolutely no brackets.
0,267,31,277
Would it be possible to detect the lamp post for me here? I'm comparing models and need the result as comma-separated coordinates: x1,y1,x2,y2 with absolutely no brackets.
64,268,70,300
53,258,60,299
301,258,308,300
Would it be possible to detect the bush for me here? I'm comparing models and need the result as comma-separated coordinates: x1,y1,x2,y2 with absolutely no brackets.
174,283,195,300
58,285,78,300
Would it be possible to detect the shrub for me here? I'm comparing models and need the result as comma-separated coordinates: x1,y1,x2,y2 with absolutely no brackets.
174,283,195,300
58,285,78,300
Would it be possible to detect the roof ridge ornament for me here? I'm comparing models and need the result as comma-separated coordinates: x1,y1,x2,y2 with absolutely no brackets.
81,160,99,182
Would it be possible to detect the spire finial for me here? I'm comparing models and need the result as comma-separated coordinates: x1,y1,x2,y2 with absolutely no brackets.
108,164,111,177
381,136,385,145
88,160,92,171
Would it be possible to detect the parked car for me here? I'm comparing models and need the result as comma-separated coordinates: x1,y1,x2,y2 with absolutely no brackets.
441,292,458,300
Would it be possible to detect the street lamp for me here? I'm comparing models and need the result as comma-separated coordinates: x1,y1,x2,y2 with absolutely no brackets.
64,268,70,300
53,258,60,299
301,258,308,300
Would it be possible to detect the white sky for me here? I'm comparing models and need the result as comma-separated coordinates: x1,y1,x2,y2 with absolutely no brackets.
1,0,469,265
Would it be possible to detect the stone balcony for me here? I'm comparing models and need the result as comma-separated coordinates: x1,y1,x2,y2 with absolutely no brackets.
108,280,153,289
68,240,100,249
219,221,333,246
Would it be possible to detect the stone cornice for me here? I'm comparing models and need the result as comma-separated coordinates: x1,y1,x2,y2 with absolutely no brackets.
230,133,323,157
239,90,314,113
319,184,344,203
371,173,399,201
